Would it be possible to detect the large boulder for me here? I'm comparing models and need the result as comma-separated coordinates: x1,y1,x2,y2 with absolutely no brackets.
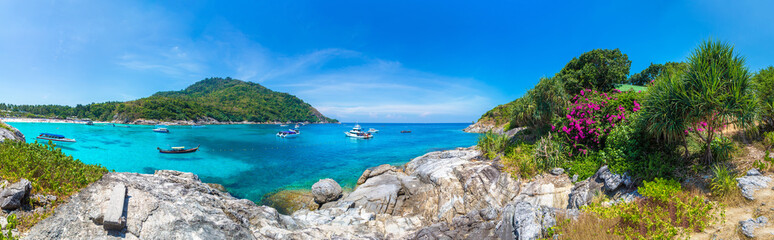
0,178,32,210
311,178,343,204
0,121,25,143
736,168,772,200
496,201,555,240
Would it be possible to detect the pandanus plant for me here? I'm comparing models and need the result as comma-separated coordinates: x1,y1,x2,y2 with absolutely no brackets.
641,39,757,163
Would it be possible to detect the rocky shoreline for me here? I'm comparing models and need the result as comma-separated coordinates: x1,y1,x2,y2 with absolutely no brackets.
17,145,647,239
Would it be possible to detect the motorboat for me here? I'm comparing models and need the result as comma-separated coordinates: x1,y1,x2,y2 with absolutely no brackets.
345,124,373,139
277,129,300,138
401,130,412,133
192,125,205,128
157,145,200,154
368,128,379,133
280,124,289,127
153,128,169,133
36,133,76,144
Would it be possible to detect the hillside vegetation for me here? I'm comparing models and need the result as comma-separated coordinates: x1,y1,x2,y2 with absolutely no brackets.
476,39,774,239
0,77,336,123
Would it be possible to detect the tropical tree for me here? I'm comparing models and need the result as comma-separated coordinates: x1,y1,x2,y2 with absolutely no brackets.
643,39,757,162
753,66,774,128
629,62,689,86
556,48,632,93
510,77,568,130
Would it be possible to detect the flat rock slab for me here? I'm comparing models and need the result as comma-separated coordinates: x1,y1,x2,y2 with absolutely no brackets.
103,183,126,230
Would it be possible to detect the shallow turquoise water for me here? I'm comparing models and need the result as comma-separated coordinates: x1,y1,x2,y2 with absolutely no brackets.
7,122,478,202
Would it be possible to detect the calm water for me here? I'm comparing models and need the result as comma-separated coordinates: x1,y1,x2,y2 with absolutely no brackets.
7,122,478,202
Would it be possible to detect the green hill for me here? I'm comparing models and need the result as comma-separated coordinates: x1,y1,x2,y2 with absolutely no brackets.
0,77,337,123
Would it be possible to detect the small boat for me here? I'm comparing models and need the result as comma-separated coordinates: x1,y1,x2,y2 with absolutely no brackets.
112,124,130,128
36,133,76,144
345,124,373,139
85,121,94,125
277,129,300,138
401,130,412,133
294,124,300,129
368,128,379,133
192,125,205,128
280,124,289,127
157,145,200,154
153,128,170,133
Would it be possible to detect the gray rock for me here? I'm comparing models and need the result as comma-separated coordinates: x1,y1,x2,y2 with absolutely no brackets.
740,216,768,238
748,168,762,176
479,207,499,221
496,201,555,240
549,168,564,175
0,121,25,143
567,177,604,209
737,174,772,200
0,178,31,210
571,174,579,182
356,169,372,185
311,178,343,204
102,183,126,230
596,165,629,191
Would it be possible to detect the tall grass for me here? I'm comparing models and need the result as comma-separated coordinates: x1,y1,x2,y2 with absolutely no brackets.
477,132,510,159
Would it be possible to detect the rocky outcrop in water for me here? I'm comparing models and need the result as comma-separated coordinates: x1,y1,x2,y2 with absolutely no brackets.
0,121,25,142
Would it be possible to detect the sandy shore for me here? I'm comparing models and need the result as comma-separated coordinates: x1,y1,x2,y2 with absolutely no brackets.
0,118,108,124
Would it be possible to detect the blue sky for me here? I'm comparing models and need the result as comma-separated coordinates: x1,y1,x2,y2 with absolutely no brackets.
1,1,773,123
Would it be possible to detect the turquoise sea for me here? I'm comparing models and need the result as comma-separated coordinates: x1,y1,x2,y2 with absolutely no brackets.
7,122,478,202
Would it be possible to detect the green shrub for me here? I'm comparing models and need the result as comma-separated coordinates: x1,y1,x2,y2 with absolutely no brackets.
764,131,774,150
0,214,17,240
604,124,640,173
753,66,774,128
586,178,723,239
709,164,738,198
477,132,511,159
533,133,566,171
0,140,108,199
564,152,602,180
502,142,537,179
709,137,735,162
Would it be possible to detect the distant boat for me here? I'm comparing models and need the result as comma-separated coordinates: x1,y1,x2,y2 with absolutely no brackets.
153,128,170,133
277,129,300,138
280,124,289,127
85,121,94,125
157,145,200,154
112,124,130,128
401,130,412,133
368,128,379,133
36,133,76,144
345,124,373,139
192,125,205,128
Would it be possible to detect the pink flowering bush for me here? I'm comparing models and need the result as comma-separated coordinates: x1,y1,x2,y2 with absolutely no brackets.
553,89,642,154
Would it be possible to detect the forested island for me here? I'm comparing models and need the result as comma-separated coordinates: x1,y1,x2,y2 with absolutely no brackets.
0,77,337,124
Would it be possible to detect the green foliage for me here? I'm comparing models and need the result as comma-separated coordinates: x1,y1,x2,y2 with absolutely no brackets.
586,178,723,239
502,142,537,179
533,133,566,171
628,62,689,86
709,164,738,198
753,66,774,128
764,131,774,149
556,48,632,93
709,137,735,162
564,152,602,180
683,40,757,162
0,214,17,240
477,132,511,159
0,140,108,198
641,39,757,163
638,178,682,202
0,77,336,123
509,77,569,130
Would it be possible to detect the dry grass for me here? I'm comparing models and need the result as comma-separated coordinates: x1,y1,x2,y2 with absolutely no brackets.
553,212,624,240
